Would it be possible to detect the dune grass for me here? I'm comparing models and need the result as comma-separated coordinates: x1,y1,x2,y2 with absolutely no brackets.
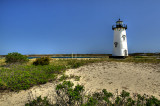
0,58,106,91
0,65,66,91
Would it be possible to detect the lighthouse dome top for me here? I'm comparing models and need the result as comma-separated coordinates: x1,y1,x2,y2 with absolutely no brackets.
116,18,123,22
116,18,123,25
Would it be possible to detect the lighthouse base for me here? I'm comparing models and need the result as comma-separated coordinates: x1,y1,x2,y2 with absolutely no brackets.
109,56,127,59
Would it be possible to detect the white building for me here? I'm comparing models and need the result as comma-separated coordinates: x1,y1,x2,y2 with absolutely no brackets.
112,19,128,58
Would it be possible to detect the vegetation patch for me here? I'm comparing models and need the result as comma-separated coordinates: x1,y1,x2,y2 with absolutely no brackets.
107,56,160,63
0,57,106,91
5,52,29,64
25,96,50,106
59,74,81,81
74,76,81,81
59,74,69,81
0,65,66,91
0,54,160,92
26,81,160,106
33,57,50,66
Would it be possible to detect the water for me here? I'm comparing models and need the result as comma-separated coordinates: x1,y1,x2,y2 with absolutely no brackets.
28,57,102,59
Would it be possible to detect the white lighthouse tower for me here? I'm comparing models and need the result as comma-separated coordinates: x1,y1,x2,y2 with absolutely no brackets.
111,19,128,58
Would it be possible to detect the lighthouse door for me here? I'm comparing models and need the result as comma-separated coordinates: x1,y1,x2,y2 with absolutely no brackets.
124,50,127,56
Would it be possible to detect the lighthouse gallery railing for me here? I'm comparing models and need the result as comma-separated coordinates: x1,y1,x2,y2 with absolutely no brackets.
112,24,127,30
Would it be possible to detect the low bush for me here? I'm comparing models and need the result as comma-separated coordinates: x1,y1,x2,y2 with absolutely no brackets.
26,81,160,106
59,74,69,81
25,96,51,106
33,57,50,66
5,52,29,64
74,76,81,81
55,81,84,105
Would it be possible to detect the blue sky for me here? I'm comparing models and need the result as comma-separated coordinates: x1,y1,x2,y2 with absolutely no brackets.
1,0,160,55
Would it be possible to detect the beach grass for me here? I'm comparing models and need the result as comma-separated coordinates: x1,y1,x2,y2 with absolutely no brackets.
0,58,106,91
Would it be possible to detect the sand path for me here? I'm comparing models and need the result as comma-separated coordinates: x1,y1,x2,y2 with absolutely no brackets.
0,62,160,105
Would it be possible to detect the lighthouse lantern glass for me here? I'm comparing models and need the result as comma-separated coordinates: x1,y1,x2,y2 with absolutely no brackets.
116,22,123,26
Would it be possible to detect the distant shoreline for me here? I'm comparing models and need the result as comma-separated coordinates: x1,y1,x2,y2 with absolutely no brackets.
0,54,111,57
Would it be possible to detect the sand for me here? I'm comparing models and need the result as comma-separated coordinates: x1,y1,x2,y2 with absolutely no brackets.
66,62,160,99
0,62,160,105
0,82,57,106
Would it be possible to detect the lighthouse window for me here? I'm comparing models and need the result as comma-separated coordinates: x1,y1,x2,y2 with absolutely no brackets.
122,35,126,41
114,42,118,47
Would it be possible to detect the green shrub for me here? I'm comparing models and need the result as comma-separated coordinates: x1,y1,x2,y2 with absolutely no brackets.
56,81,84,105
5,52,29,63
25,96,52,106
74,76,80,81
26,81,160,106
33,57,50,66
59,74,69,81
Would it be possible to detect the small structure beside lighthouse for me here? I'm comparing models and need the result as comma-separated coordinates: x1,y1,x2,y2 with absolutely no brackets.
111,19,128,58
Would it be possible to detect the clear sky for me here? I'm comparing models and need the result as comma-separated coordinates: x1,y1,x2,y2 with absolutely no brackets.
1,0,160,55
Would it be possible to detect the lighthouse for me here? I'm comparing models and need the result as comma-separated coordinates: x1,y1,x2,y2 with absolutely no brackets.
111,19,128,58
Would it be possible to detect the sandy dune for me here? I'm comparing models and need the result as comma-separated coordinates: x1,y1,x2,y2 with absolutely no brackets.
0,62,160,105
0,82,57,106
65,62,160,99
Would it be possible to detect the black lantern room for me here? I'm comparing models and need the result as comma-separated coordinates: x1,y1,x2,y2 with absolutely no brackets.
112,19,127,30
